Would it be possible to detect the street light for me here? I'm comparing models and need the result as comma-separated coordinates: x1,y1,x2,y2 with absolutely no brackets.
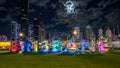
73,30,77,35
19,33,24,37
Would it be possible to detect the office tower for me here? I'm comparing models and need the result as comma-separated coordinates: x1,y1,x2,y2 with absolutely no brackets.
28,25,34,41
98,28,103,38
46,33,50,40
18,0,29,39
41,29,46,41
73,27,80,41
33,18,43,41
86,25,93,40
11,21,19,41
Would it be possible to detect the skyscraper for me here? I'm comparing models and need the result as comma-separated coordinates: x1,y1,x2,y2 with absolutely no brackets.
19,0,28,21
46,33,50,40
33,18,43,41
73,27,80,41
18,0,29,39
86,25,93,40
41,29,46,41
11,21,19,41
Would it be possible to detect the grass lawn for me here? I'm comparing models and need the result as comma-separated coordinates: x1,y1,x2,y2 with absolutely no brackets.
0,50,120,68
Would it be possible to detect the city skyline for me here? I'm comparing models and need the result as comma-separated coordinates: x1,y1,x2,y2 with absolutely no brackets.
0,0,120,37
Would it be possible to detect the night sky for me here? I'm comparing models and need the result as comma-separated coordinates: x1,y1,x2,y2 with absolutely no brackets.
0,0,120,37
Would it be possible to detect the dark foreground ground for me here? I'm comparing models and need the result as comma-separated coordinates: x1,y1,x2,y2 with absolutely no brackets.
0,50,120,68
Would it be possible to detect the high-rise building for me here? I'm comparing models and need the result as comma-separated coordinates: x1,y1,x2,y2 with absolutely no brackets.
41,28,46,41
33,18,43,41
86,25,93,40
19,0,28,21
98,28,103,38
18,0,29,39
46,33,50,40
11,21,19,41
73,27,80,41
28,25,34,41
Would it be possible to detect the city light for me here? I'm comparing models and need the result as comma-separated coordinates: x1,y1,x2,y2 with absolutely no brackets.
73,30,77,35
19,33,24,37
